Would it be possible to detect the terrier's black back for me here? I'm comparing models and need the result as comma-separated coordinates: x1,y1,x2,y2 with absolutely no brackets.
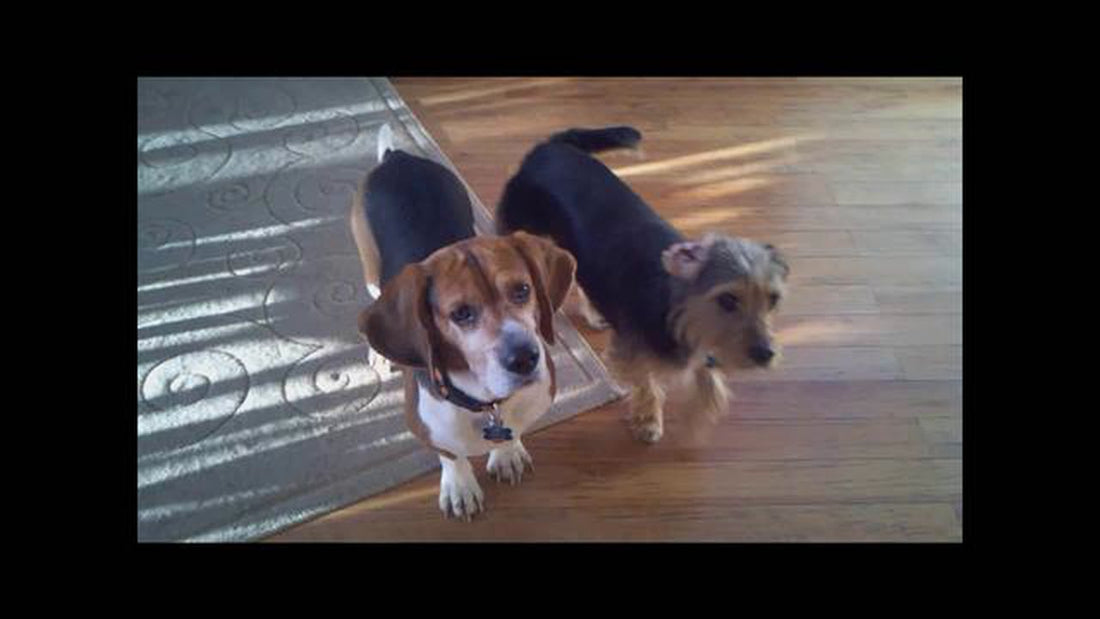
497,127,686,360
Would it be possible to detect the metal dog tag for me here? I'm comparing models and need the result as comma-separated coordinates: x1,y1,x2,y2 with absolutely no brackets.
482,405,513,443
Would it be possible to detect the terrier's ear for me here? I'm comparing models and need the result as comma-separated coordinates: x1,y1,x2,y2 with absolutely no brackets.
662,239,712,281
764,243,790,281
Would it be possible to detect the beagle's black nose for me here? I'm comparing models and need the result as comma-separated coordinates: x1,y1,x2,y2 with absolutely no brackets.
749,344,775,366
503,342,540,375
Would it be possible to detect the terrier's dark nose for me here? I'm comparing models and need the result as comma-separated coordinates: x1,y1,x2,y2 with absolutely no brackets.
503,342,540,375
748,344,775,366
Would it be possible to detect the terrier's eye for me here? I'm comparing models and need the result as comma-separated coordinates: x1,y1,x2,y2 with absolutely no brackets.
450,304,477,326
509,282,531,305
769,293,781,309
716,293,739,313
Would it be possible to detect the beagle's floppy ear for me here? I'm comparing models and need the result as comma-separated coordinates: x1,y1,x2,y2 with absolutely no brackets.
508,231,577,345
358,263,439,371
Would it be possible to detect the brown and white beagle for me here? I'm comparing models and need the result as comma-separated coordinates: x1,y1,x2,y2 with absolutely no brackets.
350,125,575,520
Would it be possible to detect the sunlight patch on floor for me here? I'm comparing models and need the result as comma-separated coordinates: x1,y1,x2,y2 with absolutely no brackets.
611,134,821,178
417,78,572,106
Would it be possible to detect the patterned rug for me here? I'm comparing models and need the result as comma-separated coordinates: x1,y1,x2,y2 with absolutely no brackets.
137,77,622,542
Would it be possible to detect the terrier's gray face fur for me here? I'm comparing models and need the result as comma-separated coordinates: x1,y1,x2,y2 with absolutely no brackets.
664,233,790,370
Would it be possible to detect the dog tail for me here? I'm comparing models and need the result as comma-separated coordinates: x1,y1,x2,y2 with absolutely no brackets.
547,126,642,153
376,123,395,163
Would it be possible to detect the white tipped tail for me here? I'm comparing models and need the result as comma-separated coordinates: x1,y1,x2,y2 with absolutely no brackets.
376,123,394,163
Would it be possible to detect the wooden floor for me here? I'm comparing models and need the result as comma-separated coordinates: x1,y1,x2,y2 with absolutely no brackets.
269,78,962,542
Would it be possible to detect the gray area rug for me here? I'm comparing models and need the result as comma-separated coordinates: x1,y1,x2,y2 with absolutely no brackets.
137,77,622,542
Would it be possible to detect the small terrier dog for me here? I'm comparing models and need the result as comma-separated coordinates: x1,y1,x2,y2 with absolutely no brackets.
497,127,789,443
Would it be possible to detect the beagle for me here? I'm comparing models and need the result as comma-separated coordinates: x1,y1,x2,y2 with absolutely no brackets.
351,125,576,520
497,127,789,443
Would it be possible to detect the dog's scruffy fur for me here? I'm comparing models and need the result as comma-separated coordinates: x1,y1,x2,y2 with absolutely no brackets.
497,127,789,443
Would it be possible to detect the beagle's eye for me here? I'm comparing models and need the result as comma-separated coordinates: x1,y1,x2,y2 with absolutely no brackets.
769,293,781,309
716,293,739,313
509,282,531,305
449,304,477,327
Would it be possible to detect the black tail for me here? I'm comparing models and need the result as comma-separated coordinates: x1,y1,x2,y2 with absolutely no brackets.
547,126,642,153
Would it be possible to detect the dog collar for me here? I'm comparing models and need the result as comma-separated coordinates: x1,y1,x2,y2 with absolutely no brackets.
414,368,515,442
415,367,503,412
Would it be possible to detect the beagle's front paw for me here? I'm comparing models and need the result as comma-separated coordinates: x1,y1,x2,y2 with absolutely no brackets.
487,440,533,485
439,457,484,521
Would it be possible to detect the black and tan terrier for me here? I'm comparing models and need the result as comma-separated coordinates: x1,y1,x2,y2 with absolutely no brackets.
496,127,789,443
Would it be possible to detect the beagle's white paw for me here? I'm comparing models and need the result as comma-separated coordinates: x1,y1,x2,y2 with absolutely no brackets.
487,440,533,485
439,457,484,521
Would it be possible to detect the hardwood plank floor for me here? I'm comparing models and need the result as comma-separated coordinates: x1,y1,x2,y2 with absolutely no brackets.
269,77,963,542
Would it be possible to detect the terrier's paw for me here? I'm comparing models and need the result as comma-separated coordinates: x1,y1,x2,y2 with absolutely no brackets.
439,464,485,521
629,416,664,444
487,441,533,485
